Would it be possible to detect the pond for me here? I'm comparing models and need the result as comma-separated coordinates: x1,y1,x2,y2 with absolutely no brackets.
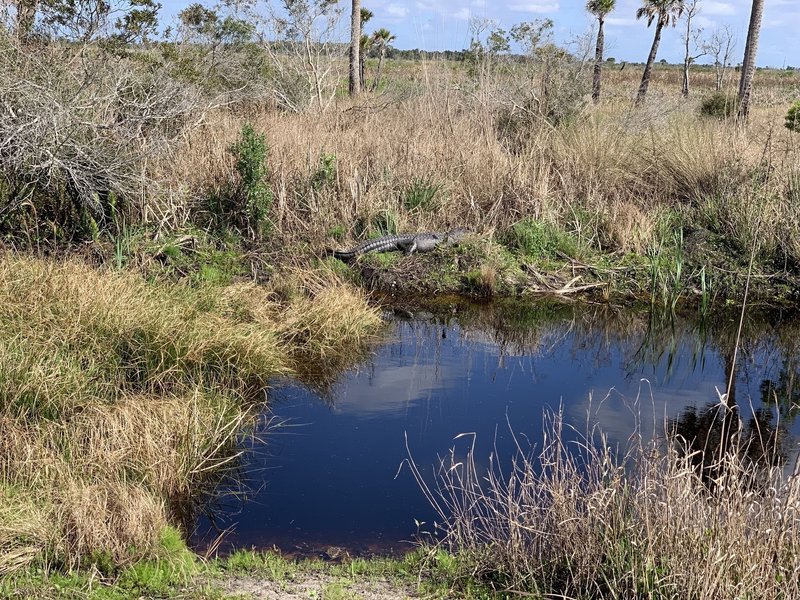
192,299,800,557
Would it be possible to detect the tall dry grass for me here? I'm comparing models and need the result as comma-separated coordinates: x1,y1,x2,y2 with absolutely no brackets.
0,255,382,573
160,61,800,265
412,401,800,599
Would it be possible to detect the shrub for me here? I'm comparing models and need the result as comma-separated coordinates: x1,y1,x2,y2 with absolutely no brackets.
311,152,337,189
700,92,738,119
212,123,273,238
786,100,800,133
0,39,201,241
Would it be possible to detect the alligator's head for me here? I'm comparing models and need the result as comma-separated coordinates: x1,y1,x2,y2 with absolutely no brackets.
445,228,468,244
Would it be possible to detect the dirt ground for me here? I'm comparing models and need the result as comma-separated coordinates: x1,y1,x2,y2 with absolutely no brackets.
218,573,422,599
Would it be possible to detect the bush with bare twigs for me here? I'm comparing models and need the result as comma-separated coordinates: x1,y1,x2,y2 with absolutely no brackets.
0,34,205,237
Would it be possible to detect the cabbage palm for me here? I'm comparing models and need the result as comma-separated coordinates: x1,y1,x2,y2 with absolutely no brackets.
371,28,396,91
737,0,764,121
635,0,685,105
587,0,616,103
359,8,373,91
349,0,361,97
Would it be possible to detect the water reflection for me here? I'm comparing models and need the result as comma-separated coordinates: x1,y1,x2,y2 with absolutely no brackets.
192,300,800,556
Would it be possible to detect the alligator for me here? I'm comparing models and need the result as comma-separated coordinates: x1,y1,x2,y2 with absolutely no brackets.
331,229,467,261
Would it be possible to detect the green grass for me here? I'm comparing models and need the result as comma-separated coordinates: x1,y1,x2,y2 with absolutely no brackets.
503,218,584,262
403,178,443,213
221,549,299,581
0,527,222,600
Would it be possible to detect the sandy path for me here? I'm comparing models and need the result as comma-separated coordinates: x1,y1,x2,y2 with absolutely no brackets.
218,573,422,599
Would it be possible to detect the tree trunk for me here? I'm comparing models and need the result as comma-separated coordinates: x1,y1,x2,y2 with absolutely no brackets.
682,16,691,97
591,16,605,104
359,52,366,91
636,20,664,106
737,0,764,121
372,47,385,92
15,0,39,42
348,0,361,97
682,59,690,98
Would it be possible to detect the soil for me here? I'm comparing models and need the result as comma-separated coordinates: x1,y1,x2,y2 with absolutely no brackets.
217,573,421,599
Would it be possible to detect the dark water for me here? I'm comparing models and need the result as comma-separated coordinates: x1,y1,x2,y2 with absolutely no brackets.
192,300,800,557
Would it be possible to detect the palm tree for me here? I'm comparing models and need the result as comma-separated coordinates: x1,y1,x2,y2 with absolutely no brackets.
370,28,396,92
349,0,361,97
737,0,764,121
587,0,616,104
635,0,685,105
359,8,373,92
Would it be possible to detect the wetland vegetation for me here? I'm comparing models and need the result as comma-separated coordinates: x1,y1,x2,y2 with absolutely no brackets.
1,0,800,597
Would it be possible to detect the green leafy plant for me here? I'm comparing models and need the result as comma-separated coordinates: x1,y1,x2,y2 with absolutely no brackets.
225,123,273,238
403,178,442,212
786,100,800,133
700,92,738,119
311,152,337,189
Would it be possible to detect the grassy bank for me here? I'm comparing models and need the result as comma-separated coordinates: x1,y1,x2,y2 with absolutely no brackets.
0,255,382,579
3,27,799,305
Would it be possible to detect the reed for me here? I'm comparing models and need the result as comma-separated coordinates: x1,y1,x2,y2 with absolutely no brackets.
411,398,800,599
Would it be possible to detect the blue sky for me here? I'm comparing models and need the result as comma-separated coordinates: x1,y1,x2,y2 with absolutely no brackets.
159,0,799,68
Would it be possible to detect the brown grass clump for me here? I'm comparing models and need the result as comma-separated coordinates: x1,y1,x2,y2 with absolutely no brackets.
0,256,289,418
156,62,799,269
0,255,383,572
0,486,50,576
218,267,383,359
414,401,800,599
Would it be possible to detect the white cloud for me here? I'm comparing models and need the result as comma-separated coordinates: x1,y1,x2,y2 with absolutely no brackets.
764,11,800,27
701,1,736,16
606,16,638,26
453,7,471,19
508,2,560,13
694,15,717,28
386,3,409,18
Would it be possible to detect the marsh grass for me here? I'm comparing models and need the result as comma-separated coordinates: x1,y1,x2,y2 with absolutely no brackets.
0,255,382,574
157,64,799,280
410,399,800,599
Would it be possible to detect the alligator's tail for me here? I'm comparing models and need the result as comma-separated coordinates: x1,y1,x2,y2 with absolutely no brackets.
323,248,357,261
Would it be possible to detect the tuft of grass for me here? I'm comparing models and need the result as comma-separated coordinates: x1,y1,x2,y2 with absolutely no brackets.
403,178,443,213
116,527,201,596
218,268,383,361
503,218,583,261
0,485,50,576
222,549,298,581
413,403,800,599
